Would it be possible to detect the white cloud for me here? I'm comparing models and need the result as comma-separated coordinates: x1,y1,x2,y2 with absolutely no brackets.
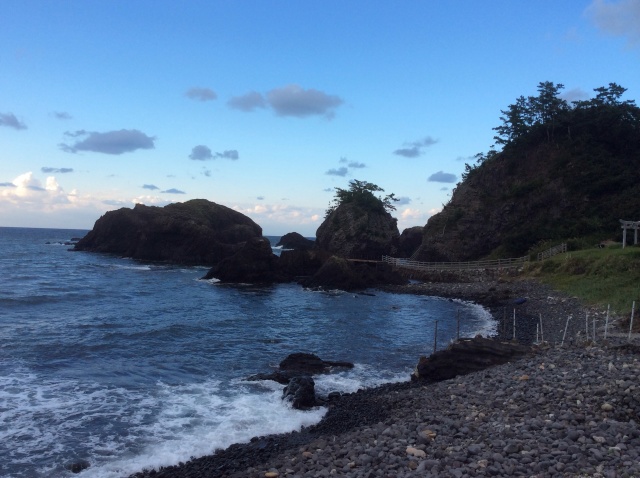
396,207,432,232
228,91,266,111
185,87,217,102
393,136,438,158
60,129,155,155
232,202,323,236
266,84,343,119
189,145,239,161
428,171,457,183
325,167,348,177
586,0,640,46
0,112,27,130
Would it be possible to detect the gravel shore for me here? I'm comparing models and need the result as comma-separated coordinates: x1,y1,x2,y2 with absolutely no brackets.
131,279,640,478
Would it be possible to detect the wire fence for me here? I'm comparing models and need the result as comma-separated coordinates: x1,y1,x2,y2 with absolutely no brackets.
381,255,529,271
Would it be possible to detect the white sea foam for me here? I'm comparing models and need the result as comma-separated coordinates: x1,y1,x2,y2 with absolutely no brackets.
451,298,498,338
314,363,410,395
1,359,412,477
0,365,328,477
76,380,326,478
111,264,153,271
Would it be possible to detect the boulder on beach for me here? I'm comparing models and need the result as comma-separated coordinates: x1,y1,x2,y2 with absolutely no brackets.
74,199,262,266
411,336,532,382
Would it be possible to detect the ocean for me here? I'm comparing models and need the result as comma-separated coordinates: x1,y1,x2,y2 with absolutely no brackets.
0,227,495,477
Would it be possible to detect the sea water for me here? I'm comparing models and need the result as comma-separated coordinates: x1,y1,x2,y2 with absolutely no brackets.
0,227,495,477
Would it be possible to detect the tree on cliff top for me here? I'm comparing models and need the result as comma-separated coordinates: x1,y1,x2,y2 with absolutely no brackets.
325,179,399,218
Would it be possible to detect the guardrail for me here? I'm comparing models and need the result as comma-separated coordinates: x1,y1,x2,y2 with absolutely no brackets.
536,243,567,261
381,255,530,271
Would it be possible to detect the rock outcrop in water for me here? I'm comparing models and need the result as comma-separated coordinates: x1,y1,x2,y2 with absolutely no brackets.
74,199,262,266
246,353,355,410
246,352,355,385
276,232,315,251
316,202,399,260
300,256,406,291
202,236,284,283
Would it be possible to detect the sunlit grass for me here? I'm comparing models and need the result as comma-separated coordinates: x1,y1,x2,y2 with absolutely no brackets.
522,245,640,322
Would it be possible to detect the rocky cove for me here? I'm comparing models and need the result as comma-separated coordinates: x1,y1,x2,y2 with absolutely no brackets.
130,279,640,478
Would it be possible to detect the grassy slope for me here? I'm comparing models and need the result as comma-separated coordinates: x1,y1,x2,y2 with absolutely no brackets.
523,245,640,325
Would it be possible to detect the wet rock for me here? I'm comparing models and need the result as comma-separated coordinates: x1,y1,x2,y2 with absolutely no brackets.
67,460,90,473
283,376,317,410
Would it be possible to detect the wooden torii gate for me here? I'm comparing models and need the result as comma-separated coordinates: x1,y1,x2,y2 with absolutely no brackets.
620,219,640,248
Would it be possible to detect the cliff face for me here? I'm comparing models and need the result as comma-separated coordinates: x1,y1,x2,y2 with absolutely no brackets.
416,128,640,261
74,199,262,265
315,202,399,260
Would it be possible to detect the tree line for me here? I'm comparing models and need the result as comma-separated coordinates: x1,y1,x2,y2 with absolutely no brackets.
463,81,640,180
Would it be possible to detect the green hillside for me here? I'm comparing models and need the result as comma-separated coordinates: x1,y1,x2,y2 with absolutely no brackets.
416,82,640,262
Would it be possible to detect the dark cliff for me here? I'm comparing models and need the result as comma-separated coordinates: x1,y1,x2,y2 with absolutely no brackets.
415,83,640,261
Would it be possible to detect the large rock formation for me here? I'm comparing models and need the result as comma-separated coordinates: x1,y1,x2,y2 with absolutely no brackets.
414,86,640,262
277,249,331,280
396,226,424,258
300,255,406,291
316,202,399,260
202,236,283,283
74,199,262,265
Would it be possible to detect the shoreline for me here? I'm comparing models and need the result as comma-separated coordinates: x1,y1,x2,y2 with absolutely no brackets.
130,278,635,478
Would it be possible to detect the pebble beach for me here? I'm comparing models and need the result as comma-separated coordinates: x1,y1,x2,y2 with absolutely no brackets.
131,279,640,478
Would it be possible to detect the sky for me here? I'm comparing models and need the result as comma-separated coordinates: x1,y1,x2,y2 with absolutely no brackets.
1,0,639,237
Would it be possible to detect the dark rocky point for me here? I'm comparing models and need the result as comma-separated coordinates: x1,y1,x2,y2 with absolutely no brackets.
74,199,262,266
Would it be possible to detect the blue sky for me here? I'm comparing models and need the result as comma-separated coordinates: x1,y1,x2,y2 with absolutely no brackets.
1,0,639,236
